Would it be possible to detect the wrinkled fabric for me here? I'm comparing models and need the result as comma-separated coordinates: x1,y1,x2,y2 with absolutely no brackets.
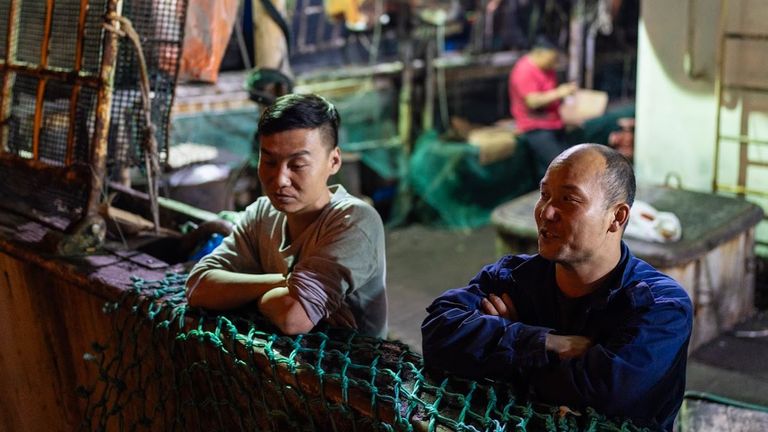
187,185,387,338
422,242,692,431
509,55,564,133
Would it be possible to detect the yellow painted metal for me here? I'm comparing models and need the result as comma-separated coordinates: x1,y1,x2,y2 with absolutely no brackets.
712,0,728,194
715,184,768,199
712,0,768,250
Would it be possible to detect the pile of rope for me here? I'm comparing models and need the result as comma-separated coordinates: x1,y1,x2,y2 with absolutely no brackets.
77,272,648,432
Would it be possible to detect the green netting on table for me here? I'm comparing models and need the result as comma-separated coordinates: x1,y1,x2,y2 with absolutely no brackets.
77,272,649,432
409,130,537,229
407,106,636,229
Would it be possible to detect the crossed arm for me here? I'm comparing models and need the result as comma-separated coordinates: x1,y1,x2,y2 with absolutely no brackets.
186,269,314,335
421,262,692,420
185,205,382,336
480,292,593,360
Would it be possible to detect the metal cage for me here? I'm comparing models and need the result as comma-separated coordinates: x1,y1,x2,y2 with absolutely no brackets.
0,0,186,236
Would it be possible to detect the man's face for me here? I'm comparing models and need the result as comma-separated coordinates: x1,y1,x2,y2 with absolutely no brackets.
534,151,616,265
258,128,340,216
538,49,559,71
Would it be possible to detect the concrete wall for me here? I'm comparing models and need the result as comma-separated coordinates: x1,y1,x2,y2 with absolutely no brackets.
635,0,768,247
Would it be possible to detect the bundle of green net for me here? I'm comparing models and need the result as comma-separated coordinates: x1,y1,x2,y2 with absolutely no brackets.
77,272,649,431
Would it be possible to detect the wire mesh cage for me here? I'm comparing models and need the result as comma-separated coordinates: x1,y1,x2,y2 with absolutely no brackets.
109,0,186,175
0,0,187,234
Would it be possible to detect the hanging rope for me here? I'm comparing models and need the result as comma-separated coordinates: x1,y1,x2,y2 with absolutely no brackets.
103,13,161,234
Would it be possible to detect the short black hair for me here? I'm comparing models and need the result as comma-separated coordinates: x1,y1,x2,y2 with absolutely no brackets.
256,93,341,149
591,144,636,208
532,35,558,51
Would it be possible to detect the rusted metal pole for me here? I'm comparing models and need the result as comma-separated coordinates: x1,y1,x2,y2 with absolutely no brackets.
1,62,101,85
65,0,91,166
0,0,20,155
32,0,56,161
83,0,122,226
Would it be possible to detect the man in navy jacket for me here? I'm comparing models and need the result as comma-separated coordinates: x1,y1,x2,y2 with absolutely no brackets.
422,144,693,431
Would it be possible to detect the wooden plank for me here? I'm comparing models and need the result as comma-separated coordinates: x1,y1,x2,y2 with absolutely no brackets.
0,252,114,431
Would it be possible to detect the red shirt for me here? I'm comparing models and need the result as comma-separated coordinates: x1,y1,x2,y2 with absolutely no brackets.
508,55,563,133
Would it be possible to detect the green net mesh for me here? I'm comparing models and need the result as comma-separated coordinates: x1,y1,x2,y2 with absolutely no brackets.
407,106,637,229
409,130,536,229
77,272,649,431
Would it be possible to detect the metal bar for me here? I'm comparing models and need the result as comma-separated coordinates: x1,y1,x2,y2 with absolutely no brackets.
715,183,768,199
81,0,122,229
72,0,90,114
712,0,729,193
161,1,189,173
315,6,325,52
0,61,101,84
746,160,768,168
738,107,749,193
0,152,91,183
31,0,56,161
685,0,706,80
723,84,768,94
398,37,414,154
65,0,91,166
0,0,20,154
724,32,768,41
297,3,309,54
719,134,768,146
567,0,585,85
31,80,47,160
38,1,54,69
585,4,603,90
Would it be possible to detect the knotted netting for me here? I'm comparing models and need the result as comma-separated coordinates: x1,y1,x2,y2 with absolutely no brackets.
77,272,648,432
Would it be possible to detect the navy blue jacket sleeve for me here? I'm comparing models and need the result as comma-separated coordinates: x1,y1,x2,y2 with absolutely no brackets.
530,281,693,428
421,257,555,380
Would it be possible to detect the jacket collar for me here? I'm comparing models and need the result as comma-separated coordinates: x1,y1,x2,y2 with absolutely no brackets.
508,241,651,309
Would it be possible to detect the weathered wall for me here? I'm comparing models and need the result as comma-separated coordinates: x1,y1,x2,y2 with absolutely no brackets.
636,0,768,248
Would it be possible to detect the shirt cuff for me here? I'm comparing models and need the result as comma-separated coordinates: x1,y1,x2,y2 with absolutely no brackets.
512,325,554,369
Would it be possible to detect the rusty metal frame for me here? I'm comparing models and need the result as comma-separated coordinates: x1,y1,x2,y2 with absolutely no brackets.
66,0,91,165
0,0,20,150
31,0,55,160
86,0,122,223
0,0,122,232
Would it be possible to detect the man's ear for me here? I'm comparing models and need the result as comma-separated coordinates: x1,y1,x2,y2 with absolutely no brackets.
329,146,342,175
609,203,630,233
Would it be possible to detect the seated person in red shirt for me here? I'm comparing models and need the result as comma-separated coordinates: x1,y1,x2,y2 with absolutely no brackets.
509,36,578,180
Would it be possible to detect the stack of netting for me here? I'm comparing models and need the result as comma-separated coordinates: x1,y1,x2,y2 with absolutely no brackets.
78,273,649,432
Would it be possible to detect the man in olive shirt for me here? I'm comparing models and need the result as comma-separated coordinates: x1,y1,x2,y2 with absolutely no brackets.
186,94,387,338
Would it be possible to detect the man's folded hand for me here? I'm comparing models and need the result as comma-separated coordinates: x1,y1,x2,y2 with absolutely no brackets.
480,293,519,321
545,334,593,360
